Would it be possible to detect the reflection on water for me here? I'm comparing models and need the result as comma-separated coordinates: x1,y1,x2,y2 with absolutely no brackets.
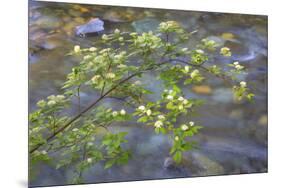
29,1,268,186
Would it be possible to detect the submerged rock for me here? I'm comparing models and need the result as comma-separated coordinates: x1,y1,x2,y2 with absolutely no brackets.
190,152,225,176
192,85,212,95
132,18,160,33
75,18,105,37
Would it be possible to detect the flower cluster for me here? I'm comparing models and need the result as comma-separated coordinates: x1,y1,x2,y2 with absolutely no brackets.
229,61,244,72
191,49,208,65
37,95,67,108
112,109,127,117
233,81,254,101
158,21,183,33
132,31,162,53
220,47,232,57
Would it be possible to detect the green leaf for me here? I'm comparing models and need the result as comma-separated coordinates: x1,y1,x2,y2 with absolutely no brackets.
173,151,182,164
166,102,174,110
104,159,115,169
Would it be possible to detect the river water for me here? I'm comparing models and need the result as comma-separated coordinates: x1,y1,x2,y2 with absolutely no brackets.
29,1,268,187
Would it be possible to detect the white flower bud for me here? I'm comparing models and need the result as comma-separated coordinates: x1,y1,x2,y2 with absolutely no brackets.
174,136,179,141
120,109,126,115
87,158,93,163
114,29,120,34
189,121,195,126
146,109,152,116
74,45,80,53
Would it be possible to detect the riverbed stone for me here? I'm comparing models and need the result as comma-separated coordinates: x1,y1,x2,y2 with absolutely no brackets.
192,85,212,95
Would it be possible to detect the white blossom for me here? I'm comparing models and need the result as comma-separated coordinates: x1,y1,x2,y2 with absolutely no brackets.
117,64,127,69
134,81,142,85
157,115,165,120
189,121,195,126
37,100,46,107
74,45,80,53
57,95,65,100
91,75,101,83
181,124,189,131
112,111,118,117
154,121,163,128
83,55,91,60
183,99,188,105
146,109,152,116
72,128,79,132
178,96,184,101
196,49,204,54
184,66,190,73
138,105,146,111
191,69,199,79
102,34,108,40
235,64,244,70
233,61,239,66
178,105,184,110
47,100,56,106
240,81,247,88
174,136,179,141
168,89,173,94
167,95,174,100
89,47,97,52
41,150,47,155
106,72,116,79
181,48,188,52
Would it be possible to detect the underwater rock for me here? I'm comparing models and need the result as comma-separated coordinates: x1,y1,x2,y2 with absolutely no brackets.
75,18,105,37
258,115,268,126
132,18,160,33
34,16,62,29
211,88,233,103
190,152,225,176
103,9,142,22
192,85,212,95
163,157,176,169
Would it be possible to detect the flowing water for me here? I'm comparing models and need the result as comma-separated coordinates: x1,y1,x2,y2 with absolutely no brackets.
29,1,268,186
